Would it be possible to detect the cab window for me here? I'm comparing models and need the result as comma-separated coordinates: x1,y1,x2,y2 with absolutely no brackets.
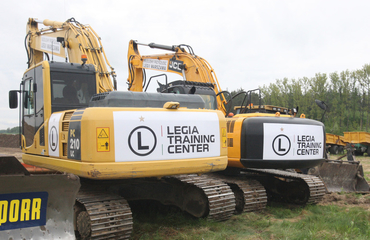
23,78,34,115
199,94,217,110
50,72,96,112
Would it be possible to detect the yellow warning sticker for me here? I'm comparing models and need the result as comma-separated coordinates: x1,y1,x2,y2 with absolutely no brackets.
97,127,110,152
221,127,227,148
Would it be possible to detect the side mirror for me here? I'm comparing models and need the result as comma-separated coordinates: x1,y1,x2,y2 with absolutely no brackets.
315,99,327,111
9,90,19,109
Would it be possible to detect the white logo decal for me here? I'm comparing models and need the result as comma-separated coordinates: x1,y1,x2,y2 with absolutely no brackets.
263,123,324,160
41,36,61,54
48,112,62,157
168,60,183,73
113,111,221,162
143,59,168,71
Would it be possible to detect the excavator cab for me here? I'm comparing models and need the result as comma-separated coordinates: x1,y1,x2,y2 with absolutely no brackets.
157,80,218,110
9,61,98,149
228,89,298,116
50,65,97,110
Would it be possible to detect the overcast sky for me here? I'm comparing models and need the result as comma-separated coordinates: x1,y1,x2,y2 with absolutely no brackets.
1,0,370,130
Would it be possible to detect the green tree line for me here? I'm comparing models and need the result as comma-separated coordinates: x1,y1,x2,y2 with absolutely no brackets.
0,126,20,134
251,64,370,135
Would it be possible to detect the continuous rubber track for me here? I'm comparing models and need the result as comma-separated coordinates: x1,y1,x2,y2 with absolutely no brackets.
76,190,133,240
244,169,326,204
171,174,236,221
209,173,267,213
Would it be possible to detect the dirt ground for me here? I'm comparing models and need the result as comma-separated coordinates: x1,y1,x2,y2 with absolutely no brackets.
2,133,370,210
0,134,22,160
319,192,370,210
0,147,22,160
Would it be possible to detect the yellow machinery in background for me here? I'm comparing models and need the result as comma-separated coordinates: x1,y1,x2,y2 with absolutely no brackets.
326,133,346,154
344,131,370,156
127,40,328,212
3,18,237,239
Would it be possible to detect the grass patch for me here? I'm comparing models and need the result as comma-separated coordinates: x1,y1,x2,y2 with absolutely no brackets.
364,173,370,182
130,201,370,240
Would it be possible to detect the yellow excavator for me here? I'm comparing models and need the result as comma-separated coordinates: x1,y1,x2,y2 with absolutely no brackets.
3,18,237,239
127,40,331,210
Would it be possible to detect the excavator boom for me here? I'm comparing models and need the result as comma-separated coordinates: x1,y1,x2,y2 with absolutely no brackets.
26,17,116,92
128,40,228,113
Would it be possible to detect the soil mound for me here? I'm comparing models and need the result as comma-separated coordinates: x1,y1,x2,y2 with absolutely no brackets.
0,134,20,148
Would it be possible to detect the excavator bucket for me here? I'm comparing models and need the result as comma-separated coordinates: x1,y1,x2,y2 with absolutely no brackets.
0,156,80,239
309,160,370,193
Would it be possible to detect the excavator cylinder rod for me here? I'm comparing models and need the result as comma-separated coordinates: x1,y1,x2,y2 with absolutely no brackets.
136,42,177,51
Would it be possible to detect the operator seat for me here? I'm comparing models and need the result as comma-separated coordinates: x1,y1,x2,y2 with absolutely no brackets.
63,85,79,104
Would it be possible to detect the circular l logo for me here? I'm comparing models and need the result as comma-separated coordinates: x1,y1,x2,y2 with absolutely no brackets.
272,134,291,156
49,126,58,151
128,126,157,156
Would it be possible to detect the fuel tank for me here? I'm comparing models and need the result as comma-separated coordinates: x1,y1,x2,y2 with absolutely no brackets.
227,114,325,169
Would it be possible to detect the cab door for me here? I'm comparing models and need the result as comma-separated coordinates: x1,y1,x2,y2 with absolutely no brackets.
22,66,44,147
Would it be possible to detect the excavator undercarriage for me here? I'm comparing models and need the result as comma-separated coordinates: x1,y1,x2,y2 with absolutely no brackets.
79,174,236,223
244,169,326,204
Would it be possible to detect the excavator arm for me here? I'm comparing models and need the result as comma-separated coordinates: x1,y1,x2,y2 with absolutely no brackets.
26,18,116,92
127,40,228,113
